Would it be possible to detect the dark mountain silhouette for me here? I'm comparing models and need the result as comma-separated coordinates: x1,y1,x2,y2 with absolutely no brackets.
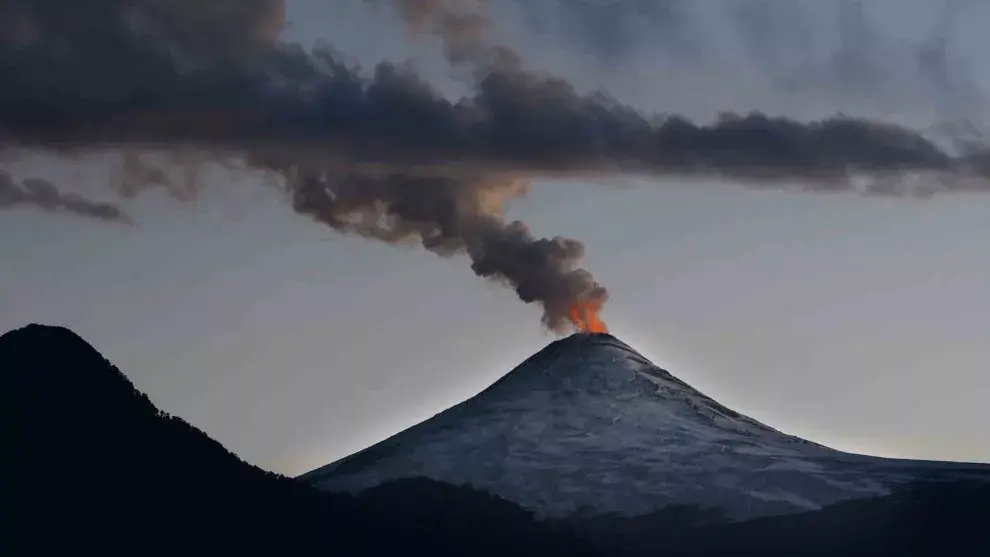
0,324,597,556
4,324,989,556
553,479,990,556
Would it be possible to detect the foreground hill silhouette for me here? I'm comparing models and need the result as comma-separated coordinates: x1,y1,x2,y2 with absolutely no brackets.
0,324,597,556
3,324,989,556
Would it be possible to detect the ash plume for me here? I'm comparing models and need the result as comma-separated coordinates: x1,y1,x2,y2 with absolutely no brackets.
286,170,604,331
0,171,132,224
1,0,988,330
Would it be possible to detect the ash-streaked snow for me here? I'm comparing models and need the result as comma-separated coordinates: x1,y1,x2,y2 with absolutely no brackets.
301,333,990,519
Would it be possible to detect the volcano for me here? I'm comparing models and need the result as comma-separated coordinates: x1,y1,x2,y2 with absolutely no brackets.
302,332,990,521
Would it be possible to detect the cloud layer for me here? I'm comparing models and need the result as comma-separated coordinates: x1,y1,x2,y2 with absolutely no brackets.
1,0,987,330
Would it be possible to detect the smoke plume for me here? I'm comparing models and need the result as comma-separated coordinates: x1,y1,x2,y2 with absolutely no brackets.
1,0,987,331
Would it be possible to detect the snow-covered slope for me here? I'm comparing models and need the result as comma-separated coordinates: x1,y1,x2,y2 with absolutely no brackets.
301,333,990,520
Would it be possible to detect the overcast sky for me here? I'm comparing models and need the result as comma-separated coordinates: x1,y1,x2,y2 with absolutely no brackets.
2,0,989,475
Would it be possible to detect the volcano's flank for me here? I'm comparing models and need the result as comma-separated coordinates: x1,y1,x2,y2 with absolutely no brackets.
303,332,990,520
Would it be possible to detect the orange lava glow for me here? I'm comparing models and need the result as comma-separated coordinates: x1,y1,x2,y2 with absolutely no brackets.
569,300,609,333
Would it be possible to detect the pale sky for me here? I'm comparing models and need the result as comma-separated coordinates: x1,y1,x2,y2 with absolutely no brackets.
2,0,989,475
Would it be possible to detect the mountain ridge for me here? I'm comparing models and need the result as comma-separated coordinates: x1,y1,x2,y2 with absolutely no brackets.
5,323,990,556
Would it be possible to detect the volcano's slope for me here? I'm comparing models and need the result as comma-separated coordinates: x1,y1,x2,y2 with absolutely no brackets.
303,333,990,520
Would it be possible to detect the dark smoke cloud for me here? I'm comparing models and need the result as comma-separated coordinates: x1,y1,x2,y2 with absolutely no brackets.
0,0,607,331
0,171,132,224
1,0,987,330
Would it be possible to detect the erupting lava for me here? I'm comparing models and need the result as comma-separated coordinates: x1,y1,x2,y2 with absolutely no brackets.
569,301,609,333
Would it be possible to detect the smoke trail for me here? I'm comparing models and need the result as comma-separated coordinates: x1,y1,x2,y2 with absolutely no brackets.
0,171,132,224
1,1,978,182
285,170,604,331
1,0,987,330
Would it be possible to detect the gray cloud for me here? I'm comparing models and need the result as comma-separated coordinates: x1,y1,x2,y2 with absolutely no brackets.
0,171,132,224
504,0,986,124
